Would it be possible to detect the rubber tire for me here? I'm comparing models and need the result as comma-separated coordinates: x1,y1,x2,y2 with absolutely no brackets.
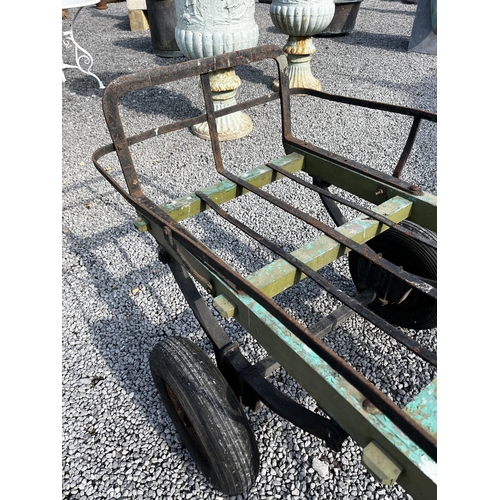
149,337,259,496
348,220,437,330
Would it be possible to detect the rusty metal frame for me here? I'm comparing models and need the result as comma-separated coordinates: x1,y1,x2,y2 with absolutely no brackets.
284,87,436,185
92,44,437,496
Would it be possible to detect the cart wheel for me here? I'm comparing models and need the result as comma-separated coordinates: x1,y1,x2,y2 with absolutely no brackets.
348,220,437,330
149,337,259,496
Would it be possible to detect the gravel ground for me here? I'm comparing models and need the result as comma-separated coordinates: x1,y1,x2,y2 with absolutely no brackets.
61,2,437,499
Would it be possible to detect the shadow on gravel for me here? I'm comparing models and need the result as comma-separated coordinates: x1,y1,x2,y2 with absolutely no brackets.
113,36,155,54
63,219,206,457
64,73,205,121
265,25,281,35
112,36,178,56
63,216,359,473
63,76,107,97
360,5,416,17
323,30,410,52
235,64,275,88
120,85,204,119
95,11,132,31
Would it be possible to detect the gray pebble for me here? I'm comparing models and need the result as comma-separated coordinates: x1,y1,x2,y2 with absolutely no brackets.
312,457,330,479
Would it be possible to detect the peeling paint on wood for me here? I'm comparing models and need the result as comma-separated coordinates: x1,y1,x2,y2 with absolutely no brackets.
404,379,437,439
247,196,413,297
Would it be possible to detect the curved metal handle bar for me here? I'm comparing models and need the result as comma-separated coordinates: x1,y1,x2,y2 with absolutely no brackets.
289,87,437,122
100,45,288,198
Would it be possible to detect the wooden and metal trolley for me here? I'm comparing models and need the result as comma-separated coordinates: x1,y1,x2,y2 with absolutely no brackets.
92,45,437,499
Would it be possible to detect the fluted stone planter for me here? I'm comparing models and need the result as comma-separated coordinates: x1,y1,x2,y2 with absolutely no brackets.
175,0,259,141
270,0,335,91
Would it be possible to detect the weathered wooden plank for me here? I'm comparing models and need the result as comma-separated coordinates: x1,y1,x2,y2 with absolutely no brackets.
245,196,413,298
134,153,304,230
128,9,149,31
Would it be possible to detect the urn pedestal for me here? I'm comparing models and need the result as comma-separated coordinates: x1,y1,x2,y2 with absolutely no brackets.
270,0,335,91
175,0,259,141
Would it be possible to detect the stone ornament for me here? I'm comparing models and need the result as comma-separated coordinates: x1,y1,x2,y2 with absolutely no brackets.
175,0,259,140
270,0,335,90
175,0,259,58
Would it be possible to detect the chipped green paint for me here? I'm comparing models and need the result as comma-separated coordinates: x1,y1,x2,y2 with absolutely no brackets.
134,216,149,232
404,379,437,439
362,441,403,485
213,294,236,318
247,196,413,297
236,293,437,499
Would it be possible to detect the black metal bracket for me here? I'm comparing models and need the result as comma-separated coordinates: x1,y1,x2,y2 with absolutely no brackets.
161,248,348,452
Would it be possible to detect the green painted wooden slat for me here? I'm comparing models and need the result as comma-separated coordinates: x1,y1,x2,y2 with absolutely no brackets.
246,196,413,297
134,153,305,230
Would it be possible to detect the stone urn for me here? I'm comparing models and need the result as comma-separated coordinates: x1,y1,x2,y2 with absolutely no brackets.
270,0,335,90
175,0,259,140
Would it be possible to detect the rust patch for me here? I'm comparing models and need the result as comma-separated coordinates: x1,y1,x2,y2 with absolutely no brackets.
285,37,314,55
